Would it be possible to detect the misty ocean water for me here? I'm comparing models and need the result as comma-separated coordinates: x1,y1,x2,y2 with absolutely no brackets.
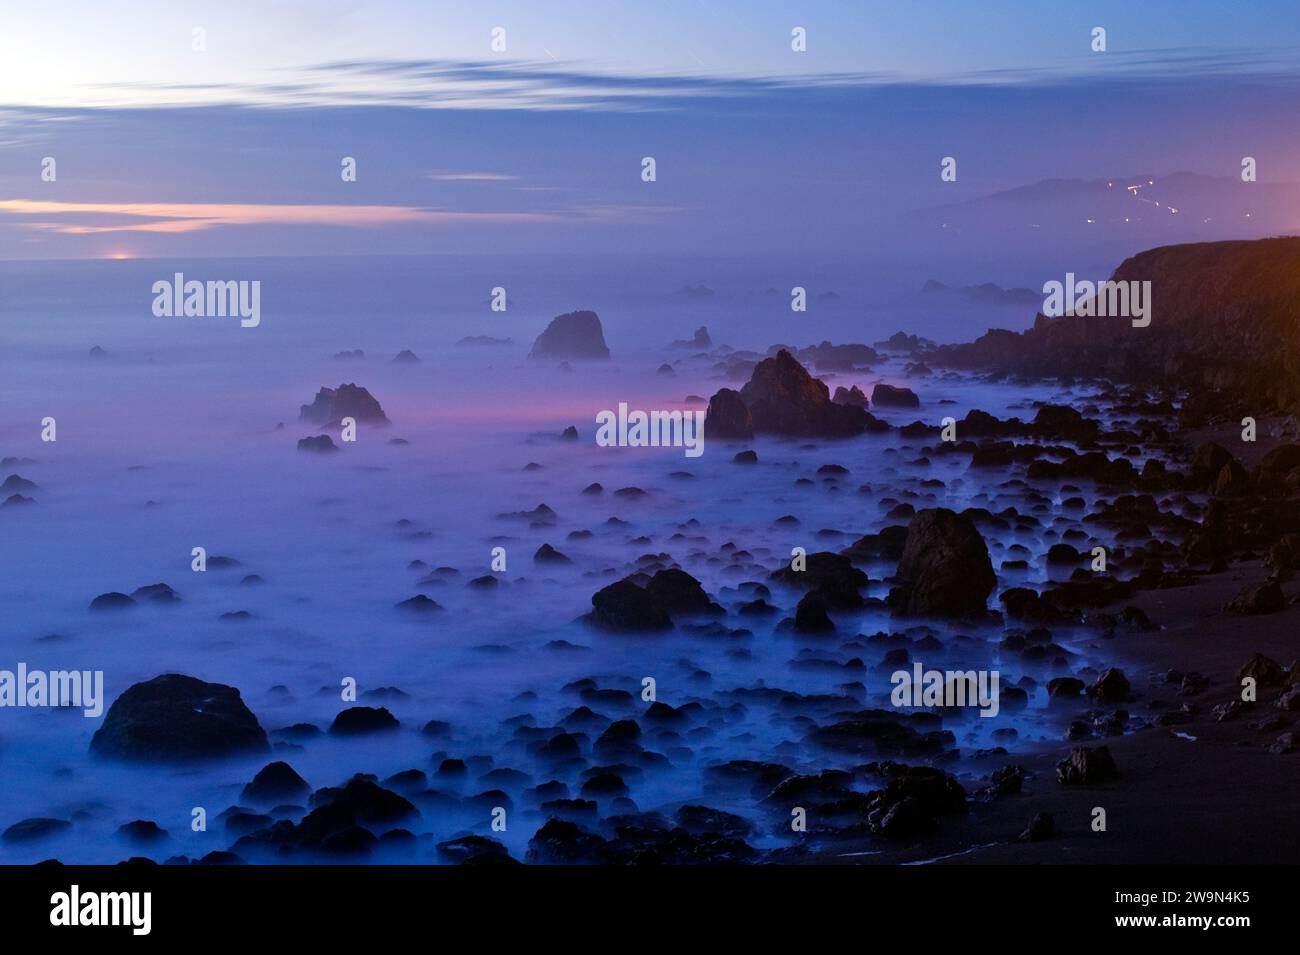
0,255,1150,863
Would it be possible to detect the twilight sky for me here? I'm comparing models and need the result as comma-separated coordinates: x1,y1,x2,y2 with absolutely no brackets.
2,0,1299,260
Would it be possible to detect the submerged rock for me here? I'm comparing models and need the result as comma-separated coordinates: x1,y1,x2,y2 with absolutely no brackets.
117,820,169,843
329,707,400,736
89,591,136,611
735,350,882,437
2,818,71,842
242,761,311,804
131,582,180,604
299,383,390,428
870,383,920,408
534,543,573,565
644,568,720,615
396,594,442,613
793,592,835,633
436,834,519,865
831,385,869,408
90,674,269,762
297,435,339,453
888,508,995,617
705,388,754,440
671,326,712,349
528,310,611,361
587,580,674,633
863,764,966,839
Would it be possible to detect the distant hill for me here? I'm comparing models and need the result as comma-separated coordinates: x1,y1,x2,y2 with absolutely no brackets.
921,279,1040,305
916,173,1300,248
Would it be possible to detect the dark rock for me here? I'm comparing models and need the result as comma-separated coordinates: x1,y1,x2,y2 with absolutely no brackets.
396,594,442,613
587,580,674,633
526,817,608,864
242,761,311,804
329,707,399,736
528,310,610,361
863,765,966,839
436,835,518,865
1226,579,1284,615
1046,543,1081,564
0,474,37,492
1237,653,1285,687
644,568,718,615
1055,745,1119,784
296,435,339,453
299,383,390,427
737,350,882,437
888,508,995,617
705,388,754,440
131,583,180,604
1047,677,1086,700
1190,442,1235,486
832,385,869,408
672,326,712,349
309,775,418,825
770,551,868,608
674,805,753,838
534,544,572,565
1089,668,1131,702
117,820,168,843
793,592,835,633
89,592,136,611
870,383,920,408
1019,812,1055,841
90,674,269,763
2,818,71,842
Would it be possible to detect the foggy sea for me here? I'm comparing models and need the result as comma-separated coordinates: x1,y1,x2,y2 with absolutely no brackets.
0,254,1143,863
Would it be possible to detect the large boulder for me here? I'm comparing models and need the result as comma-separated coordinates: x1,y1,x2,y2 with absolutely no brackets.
1190,442,1235,486
705,388,754,440
870,383,920,408
832,385,869,408
672,326,712,349
1055,745,1119,784
888,508,995,617
529,310,610,361
587,580,673,633
242,761,311,804
770,551,869,608
299,384,389,428
90,674,269,762
644,568,720,615
738,350,881,437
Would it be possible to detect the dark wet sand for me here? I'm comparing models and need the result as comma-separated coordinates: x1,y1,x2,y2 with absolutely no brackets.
817,563,1300,865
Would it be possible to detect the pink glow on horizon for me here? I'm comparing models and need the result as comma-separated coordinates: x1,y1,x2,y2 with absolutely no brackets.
0,200,560,235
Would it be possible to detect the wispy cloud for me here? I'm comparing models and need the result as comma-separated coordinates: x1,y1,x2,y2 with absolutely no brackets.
11,48,1300,114
426,172,520,182
0,199,559,234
